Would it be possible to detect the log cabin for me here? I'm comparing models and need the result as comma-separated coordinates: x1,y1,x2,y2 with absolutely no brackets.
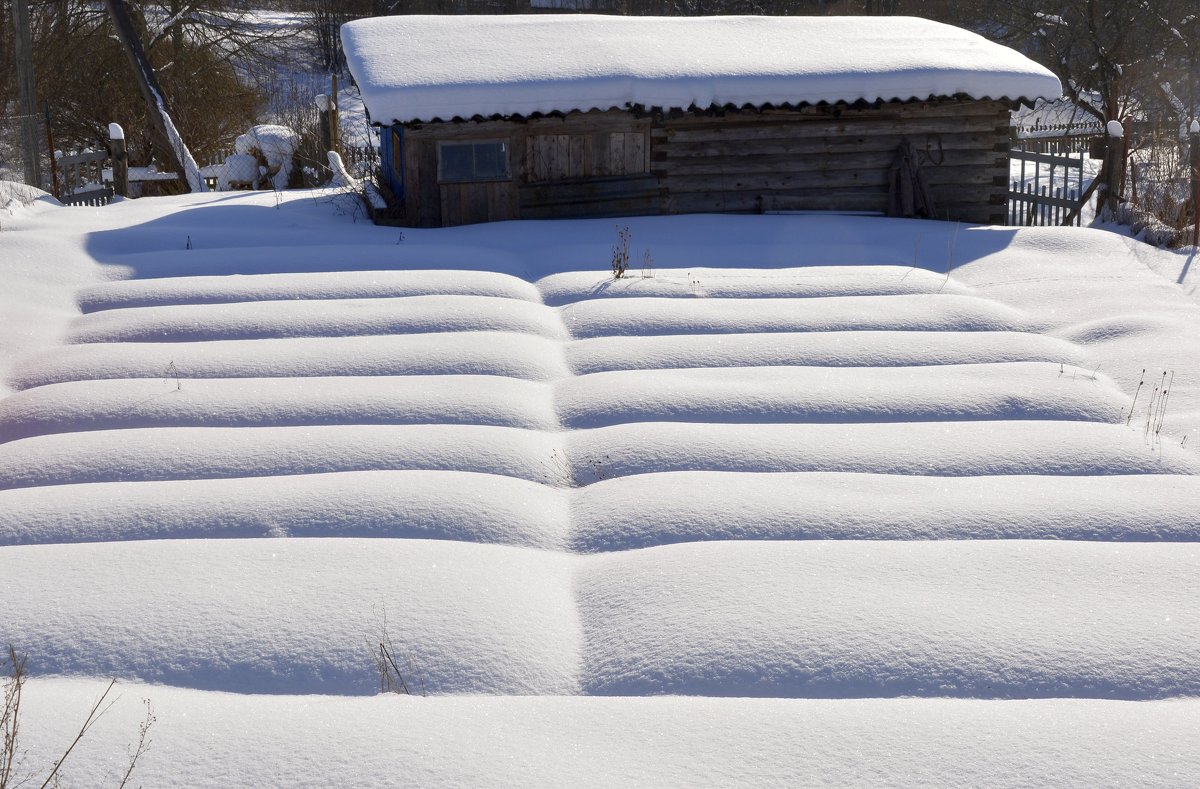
341,15,1061,227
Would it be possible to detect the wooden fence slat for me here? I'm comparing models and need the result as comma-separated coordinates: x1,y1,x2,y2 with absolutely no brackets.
1008,135,1089,227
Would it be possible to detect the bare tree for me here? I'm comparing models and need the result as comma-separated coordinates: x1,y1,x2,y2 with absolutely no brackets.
15,1,288,171
985,0,1193,125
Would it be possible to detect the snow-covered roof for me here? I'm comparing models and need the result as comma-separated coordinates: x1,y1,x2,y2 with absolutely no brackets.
341,14,1063,125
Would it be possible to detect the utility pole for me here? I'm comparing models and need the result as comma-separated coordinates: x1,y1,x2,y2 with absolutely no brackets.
103,0,204,192
12,0,43,188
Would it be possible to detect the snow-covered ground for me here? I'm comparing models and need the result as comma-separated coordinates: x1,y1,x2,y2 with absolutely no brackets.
2,186,1199,786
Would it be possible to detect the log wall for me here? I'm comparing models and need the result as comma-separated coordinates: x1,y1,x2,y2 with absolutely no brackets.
392,100,1012,227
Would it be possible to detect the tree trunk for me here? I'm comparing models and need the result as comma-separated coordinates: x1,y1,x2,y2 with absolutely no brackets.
104,0,202,192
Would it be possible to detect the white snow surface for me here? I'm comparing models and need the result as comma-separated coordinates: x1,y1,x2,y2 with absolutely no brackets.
2,190,1200,784
341,15,1063,124
18,682,1200,788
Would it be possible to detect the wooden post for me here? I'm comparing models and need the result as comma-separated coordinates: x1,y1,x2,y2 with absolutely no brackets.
1190,120,1200,248
330,72,340,154
317,95,332,154
109,123,129,198
1101,119,1125,217
12,0,42,188
44,102,60,199
1118,116,1133,202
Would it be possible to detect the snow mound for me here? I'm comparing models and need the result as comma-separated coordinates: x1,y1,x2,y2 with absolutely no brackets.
0,425,570,489
0,471,569,549
565,421,1199,481
2,539,581,694
8,333,571,388
77,270,542,312
0,376,557,443
15,685,1200,787
578,540,1200,698
565,331,1090,373
535,265,973,305
66,295,567,343
0,180,56,212
554,363,1126,428
571,472,1200,550
559,294,1036,337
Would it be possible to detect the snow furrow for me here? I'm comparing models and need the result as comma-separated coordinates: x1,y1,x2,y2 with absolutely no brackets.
565,420,1200,481
5,538,1198,700
0,425,570,490
0,376,558,443
7,332,572,389
67,295,567,343
77,270,542,312
570,471,1200,551
560,294,1036,338
578,540,1200,698
18,685,1200,788
0,471,570,549
535,265,973,306
0,539,582,695
554,363,1126,428
565,330,1089,373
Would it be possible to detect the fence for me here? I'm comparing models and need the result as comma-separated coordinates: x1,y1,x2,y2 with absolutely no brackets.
56,149,116,206
1007,135,1091,227
199,142,377,188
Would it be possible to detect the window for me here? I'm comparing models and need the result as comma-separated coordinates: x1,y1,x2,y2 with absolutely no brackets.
438,141,510,182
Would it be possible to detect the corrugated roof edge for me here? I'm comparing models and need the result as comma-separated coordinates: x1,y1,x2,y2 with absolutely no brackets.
368,96,1039,128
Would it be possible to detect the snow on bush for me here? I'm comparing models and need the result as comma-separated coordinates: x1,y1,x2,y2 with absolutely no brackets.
234,124,301,190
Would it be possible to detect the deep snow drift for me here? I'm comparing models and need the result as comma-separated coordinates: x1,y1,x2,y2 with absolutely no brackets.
2,187,1199,786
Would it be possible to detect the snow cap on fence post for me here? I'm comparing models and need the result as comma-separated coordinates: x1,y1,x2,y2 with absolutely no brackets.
315,94,330,112
1106,120,1125,138
108,123,124,141
1190,119,1200,135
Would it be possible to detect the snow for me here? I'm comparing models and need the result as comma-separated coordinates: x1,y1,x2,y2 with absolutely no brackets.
327,150,359,190
11,685,1200,788
148,85,205,193
2,538,581,695
2,190,1200,783
341,15,1063,124
236,124,301,190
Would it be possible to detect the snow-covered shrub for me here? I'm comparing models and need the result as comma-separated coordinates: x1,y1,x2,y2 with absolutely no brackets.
236,125,301,191
221,153,261,190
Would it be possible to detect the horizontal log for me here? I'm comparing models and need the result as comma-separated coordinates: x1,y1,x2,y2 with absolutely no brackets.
518,175,660,205
652,152,1007,177
669,192,1003,224
653,133,1008,159
665,180,1000,204
661,165,1007,193
520,194,665,219
653,117,1008,143
659,100,1010,126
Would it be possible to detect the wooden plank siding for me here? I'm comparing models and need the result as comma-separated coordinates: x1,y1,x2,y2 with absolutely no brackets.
653,101,1012,224
391,100,1012,227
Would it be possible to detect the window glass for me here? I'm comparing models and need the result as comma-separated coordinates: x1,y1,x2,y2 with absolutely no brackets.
439,144,475,182
439,141,509,182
